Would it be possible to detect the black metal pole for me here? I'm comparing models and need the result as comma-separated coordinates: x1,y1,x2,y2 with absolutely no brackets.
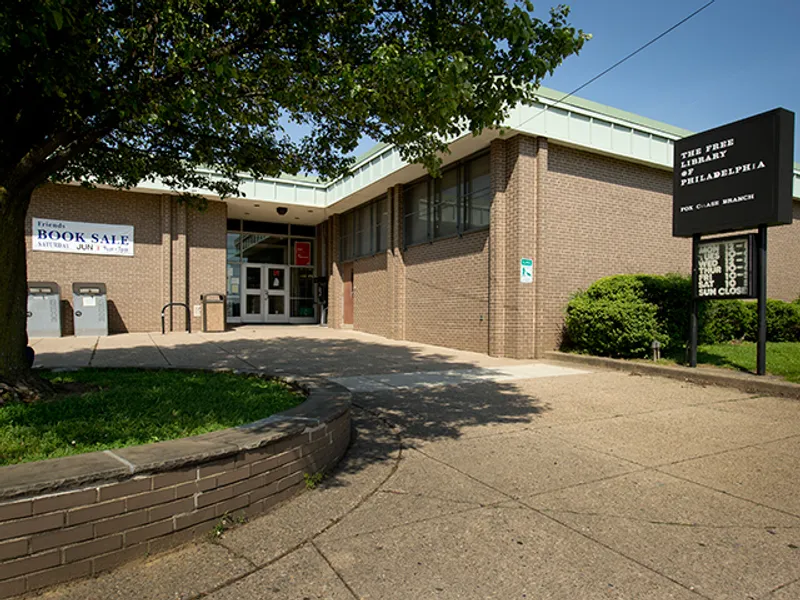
690,234,700,368
757,226,767,376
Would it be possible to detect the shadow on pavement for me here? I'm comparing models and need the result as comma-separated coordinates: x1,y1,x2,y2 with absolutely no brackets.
32,331,549,488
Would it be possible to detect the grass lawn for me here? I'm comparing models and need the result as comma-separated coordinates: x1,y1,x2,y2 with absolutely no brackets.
679,342,800,383
0,369,303,466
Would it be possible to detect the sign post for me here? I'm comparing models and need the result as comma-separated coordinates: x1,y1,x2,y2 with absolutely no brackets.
756,226,768,375
673,108,794,376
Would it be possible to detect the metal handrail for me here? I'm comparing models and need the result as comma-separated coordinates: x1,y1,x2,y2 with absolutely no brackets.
161,302,191,335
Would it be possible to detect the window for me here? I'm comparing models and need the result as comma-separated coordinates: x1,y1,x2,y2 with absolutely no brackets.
464,153,490,231
434,167,459,238
404,152,490,246
404,181,430,246
340,195,388,260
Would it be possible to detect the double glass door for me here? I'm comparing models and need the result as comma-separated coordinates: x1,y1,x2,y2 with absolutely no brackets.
243,264,288,323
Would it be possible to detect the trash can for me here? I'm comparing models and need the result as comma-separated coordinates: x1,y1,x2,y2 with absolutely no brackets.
27,282,61,338
201,293,226,333
72,283,108,336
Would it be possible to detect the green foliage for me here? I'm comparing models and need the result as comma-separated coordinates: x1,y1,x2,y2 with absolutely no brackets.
0,369,303,465
701,299,800,343
304,471,325,490
565,294,666,359
700,300,753,344
564,274,688,358
0,1,589,199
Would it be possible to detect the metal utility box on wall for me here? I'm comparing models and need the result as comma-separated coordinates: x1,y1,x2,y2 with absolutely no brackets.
27,282,61,338
72,282,108,336
201,293,226,333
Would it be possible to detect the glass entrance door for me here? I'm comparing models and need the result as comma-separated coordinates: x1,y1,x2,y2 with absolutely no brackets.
242,264,264,323
242,264,289,324
265,265,288,323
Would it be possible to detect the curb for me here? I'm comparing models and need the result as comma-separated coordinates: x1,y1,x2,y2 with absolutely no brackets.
545,351,800,399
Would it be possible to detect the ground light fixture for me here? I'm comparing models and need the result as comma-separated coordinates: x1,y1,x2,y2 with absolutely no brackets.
651,340,662,361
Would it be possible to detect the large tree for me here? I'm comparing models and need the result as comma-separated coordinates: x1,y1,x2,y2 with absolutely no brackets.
0,0,586,396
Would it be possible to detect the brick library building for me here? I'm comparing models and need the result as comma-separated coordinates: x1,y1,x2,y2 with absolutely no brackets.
25,88,800,359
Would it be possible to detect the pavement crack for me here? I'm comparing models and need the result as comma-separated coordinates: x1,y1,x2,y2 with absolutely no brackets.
213,539,258,570
310,540,361,599
535,508,800,530
409,448,711,600
147,332,172,366
183,405,403,600
87,337,100,366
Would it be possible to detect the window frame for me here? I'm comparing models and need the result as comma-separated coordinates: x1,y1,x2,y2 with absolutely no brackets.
340,194,389,261
403,150,491,248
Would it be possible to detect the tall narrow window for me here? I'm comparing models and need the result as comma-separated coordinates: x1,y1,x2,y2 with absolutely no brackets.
404,180,430,245
434,167,459,238
464,154,491,231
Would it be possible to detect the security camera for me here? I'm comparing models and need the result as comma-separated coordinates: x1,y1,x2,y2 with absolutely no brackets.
276,207,288,216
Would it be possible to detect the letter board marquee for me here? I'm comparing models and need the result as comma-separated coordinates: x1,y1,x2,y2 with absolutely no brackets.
694,235,755,300
673,108,794,237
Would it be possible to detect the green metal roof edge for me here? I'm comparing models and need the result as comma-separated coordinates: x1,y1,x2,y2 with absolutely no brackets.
531,85,695,138
258,87,800,185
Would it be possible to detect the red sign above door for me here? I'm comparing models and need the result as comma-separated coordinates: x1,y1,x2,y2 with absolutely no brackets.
294,241,311,266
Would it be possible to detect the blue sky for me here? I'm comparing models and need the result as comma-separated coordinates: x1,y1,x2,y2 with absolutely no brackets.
540,0,799,158
338,0,799,161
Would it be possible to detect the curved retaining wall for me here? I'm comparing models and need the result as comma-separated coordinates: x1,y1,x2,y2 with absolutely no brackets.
0,374,351,598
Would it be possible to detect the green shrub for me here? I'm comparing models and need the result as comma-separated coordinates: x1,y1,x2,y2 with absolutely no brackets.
564,274,800,358
761,300,800,342
636,274,694,351
565,295,665,358
702,299,800,343
700,300,753,343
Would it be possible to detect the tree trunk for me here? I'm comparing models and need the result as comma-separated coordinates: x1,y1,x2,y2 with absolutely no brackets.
0,186,49,401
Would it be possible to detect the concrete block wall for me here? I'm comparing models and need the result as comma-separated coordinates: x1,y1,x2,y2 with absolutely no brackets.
26,185,226,335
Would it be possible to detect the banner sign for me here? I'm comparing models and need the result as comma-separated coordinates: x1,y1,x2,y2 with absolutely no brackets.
673,108,794,237
32,218,135,257
294,241,311,266
694,234,754,299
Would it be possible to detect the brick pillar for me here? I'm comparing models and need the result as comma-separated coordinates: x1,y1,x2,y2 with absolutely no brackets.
160,195,173,331
173,201,189,332
534,138,548,357
390,184,406,340
489,138,508,357
327,215,343,328
504,135,538,359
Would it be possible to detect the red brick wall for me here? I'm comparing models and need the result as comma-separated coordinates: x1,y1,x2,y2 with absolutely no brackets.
535,144,800,352
26,185,226,335
536,144,690,351
188,202,227,332
766,203,800,302
404,229,490,353
353,252,391,338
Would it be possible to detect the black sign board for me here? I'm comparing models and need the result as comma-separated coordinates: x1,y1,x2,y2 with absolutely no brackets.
694,234,754,299
673,108,794,237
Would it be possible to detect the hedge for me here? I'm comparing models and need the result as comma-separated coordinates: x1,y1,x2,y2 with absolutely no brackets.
564,273,800,358
564,274,688,358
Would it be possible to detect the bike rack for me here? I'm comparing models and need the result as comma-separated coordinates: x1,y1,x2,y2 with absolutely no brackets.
161,302,191,335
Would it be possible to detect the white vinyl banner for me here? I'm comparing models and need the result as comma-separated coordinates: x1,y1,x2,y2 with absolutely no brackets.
32,218,135,257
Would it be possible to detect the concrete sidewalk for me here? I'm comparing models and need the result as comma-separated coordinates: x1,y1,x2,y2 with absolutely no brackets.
24,329,800,599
